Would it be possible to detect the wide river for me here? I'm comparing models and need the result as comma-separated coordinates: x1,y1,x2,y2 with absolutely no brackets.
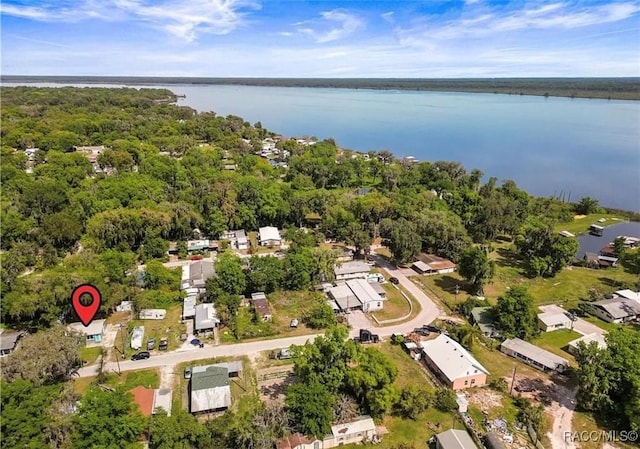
4,82,639,211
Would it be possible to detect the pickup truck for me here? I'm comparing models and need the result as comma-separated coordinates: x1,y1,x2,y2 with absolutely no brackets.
353,329,379,344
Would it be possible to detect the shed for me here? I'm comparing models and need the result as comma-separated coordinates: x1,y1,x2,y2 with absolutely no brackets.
435,429,478,449
0,331,24,357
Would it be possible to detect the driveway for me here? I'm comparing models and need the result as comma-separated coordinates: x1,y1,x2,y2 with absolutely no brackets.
538,304,605,336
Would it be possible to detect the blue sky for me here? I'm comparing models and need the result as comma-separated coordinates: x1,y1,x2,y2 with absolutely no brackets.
1,0,639,77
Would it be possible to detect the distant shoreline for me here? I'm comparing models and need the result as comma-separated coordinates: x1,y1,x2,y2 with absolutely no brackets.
2,76,639,101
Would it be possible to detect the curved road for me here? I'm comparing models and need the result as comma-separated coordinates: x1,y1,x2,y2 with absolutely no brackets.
78,254,442,378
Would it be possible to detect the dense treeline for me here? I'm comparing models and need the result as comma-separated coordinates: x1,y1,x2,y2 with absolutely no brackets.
4,76,640,100
2,86,634,329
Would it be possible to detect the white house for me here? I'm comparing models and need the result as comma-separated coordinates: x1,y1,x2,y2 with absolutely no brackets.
221,230,249,250
259,226,282,246
324,416,378,448
334,261,371,281
67,319,106,346
345,279,385,312
590,298,640,323
537,312,572,332
501,338,570,373
194,303,220,334
139,309,167,320
190,365,231,413
421,334,489,390
567,333,607,355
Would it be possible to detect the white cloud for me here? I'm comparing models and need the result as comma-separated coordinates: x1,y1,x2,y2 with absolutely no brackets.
0,0,261,41
297,9,364,43
381,11,395,23
398,1,640,43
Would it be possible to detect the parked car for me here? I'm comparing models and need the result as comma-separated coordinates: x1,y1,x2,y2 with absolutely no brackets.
190,255,203,260
190,338,201,346
158,338,168,351
184,367,192,379
131,351,150,361
146,338,155,350
424,325,441,333
389,277,399,285
277,348,292,360
290,319,299,328
413,327,430,336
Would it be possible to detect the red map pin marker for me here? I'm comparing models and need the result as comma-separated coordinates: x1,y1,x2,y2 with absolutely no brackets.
71,284,102,327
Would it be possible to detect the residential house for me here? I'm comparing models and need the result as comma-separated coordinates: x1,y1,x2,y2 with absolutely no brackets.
190,365,231,413
470,307,499,338
345,279,385,312
615,289,640,304
412,254,457,275
250,292,272,321
537,312,572,332
183,260,215,292
221,230,249,250
130,326,145,350
258,226,282,246
194,303,220,334
334,261,371,281
67,319,106,346
186,239,217,253
276,434,323,449
500,338,569,373
421,334,489,390
323,416,377,448
0,330,24,357
139,309,167,320
130,386,172,417
435,429,479,449
567,333,607,355
183,294,197,320
74,145,105,164
589,298,640,323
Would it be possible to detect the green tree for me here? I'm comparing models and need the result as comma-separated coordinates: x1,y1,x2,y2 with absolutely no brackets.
246,255,284,293
144,260,180,290
2,326,81,385
285,380,335,438
99,249,136,284
492,286,538,340
458,246,495,295
620,250,640,275
433,387,458,412
149,410,208,449
306,300,338,329
515,219,578,277
212,251,246,296
575,196,601,215
346,347,398,417
394,385,432,419
380,218,421,263
73,388,146,449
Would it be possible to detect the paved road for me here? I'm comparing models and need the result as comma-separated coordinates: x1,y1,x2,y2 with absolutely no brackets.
79,251,442,378
538,304,606,336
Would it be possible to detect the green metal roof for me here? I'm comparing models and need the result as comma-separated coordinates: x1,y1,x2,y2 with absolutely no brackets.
191,365,229,391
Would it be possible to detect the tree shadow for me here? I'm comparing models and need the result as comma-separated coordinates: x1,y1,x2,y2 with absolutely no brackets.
434,275,471,295
597,277,629,289
494,247,526,270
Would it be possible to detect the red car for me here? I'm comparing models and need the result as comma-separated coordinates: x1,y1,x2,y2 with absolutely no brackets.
190,255,203,260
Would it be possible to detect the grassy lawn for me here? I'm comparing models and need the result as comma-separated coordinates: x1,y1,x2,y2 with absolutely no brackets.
583,316,622,333
411,273,468,312
73,369,160,396
531,329,581,366
371,283,412,322
554,214,628,236
376,342,435,390
114,304,186,360
374,247,392,258
572,411,638,449
267,290,329,336
471,343,545,380
80,346,103,365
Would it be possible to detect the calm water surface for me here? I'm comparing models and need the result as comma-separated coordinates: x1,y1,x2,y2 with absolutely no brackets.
4,82,639,211
577,221,640,258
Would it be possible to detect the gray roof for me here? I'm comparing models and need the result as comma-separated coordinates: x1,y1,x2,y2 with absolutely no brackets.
194,303,219,331
328,284,360,310
567,333,607,350
189,260,215,284
67,319,106,337
501,338,569,370
421,334,489,382
371,282,386,295
592,298,640,319
0,331,23,351
346,279,384,305
153,388,173,416
183,295,197,318
436,429,478,449
334,261,371,276
537,312,571,327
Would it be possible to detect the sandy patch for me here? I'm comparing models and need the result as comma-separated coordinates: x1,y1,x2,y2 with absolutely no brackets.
574,215,587,219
